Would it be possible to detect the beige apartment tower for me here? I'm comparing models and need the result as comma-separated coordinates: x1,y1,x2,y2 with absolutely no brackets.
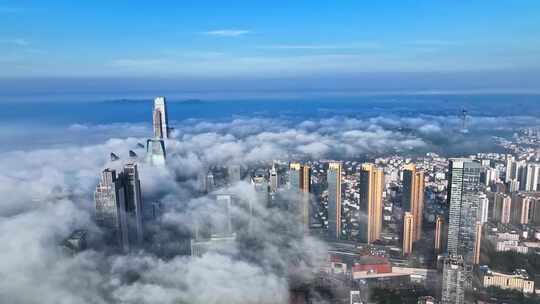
402,164,425,241
434,215,444,253
358,163,384,244
403,212,414,255
327,162,342,240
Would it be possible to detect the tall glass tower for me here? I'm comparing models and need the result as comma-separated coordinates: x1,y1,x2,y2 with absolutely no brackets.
446,158,481,263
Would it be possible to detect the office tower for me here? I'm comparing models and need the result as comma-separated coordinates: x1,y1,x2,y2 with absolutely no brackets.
358,163,384,244
214,194,233,235
434,215,444,253
441,256,467,304
270,164,278,192
252,169,269,206
327,161,342,240
95,169,129,251
62,229,88,254
206,171,215,193
190,233,236,257
446,158,481,264
146,139,166,165
123,163,144,248
227,165,241,184
148,201,162,221
478,193,489,224
290,162,311,230
403,212,414,256
153,96,169,139
402,164,425,241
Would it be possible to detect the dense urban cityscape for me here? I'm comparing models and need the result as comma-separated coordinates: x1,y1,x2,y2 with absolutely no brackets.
2,2,540,304
55,96,540,304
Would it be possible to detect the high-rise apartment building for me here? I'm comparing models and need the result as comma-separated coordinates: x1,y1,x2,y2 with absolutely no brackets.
358,163,384,244
153,96,169,139
327,161,342,240
434,215,444,253
402,164,425,241
402,212,414,256
511,194,532,225
478,193,489,224
290,162,311,231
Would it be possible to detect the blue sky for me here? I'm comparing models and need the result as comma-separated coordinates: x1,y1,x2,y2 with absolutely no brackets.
1,1,540,95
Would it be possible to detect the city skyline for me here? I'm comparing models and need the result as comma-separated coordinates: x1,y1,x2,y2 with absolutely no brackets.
2,2,540,303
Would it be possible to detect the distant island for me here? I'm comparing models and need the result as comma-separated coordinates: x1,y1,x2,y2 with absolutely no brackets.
103,98,205,104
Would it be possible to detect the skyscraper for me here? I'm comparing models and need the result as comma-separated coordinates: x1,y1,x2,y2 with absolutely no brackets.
252,168,269,206
446,158,481,264
327,161,342,240
270,164,278,192
434,215,444,253
227,165,241,184
358,163,384,244
95,168,129,251
290,162,311,231
122,163,144,248
402,164,425,241
95,164,145,252
441,255,468,304
146,138,166,165
403,212,413,256
214,194,233,235
153,96,169,139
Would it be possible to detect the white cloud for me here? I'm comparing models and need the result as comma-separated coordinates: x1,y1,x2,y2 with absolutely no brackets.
202,29,251,37
0,38,29,46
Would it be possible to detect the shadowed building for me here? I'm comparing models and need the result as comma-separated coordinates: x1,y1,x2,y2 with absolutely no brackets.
402,164,425,241
358,163,384,244
95,164,144,252
434,215,444,254
290,162,311,231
